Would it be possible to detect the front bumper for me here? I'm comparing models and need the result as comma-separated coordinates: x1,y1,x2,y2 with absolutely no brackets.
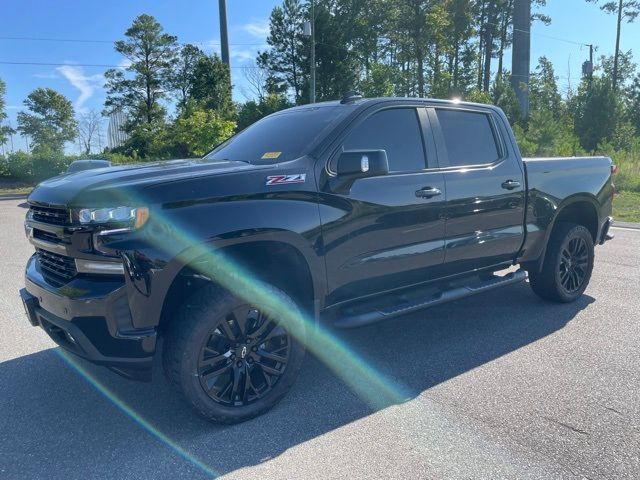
22,254,156,381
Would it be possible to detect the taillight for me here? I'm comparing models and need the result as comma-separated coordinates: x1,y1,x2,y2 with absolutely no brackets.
611,164,617,197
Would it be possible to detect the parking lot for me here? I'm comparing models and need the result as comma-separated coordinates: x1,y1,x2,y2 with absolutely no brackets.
1,194,639,479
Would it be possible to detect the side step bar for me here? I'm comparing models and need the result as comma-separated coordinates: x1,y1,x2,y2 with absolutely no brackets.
334,269,527,329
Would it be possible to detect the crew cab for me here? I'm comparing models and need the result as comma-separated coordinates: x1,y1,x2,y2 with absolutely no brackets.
20,95,615,423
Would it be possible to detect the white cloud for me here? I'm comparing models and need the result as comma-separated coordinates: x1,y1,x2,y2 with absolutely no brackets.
242,21,269,39
32,72,59,79
117,58,132,69
231,49,257,63
199,40,222,55
55,65,103,113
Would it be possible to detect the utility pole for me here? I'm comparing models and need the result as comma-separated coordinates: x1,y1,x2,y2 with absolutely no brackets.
582,44,594,89
303,1,316,103
511,0,531,119
613,0,623,90
310,0,316,104
589,44,594,88
218,0,230,66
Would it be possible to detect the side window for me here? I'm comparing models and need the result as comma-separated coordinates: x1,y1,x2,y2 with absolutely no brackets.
436,109,500,167
343,108,427,172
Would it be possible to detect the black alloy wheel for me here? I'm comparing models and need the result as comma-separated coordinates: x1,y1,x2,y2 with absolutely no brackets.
558,236,589,294
528,222,595,303
163,283,306,424
197,306,290,406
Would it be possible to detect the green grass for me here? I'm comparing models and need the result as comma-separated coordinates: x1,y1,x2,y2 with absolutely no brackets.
613,191,640,223
0,178,33,195
0,187,32,195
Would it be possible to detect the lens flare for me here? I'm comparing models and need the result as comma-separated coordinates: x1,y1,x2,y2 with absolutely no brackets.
140,204,411,410
56,349,219,478
95,187,410,409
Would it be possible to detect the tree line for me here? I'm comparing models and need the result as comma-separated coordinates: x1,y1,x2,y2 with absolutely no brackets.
1,1,639,189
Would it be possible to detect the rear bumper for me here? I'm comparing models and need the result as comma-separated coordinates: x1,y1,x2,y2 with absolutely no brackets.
599,216,614,245
22,254,156,380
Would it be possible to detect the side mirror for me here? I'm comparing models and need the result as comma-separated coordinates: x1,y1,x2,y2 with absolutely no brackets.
330,150,389,193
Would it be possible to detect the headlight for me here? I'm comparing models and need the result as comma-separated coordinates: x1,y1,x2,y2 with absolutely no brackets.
77,206,149,229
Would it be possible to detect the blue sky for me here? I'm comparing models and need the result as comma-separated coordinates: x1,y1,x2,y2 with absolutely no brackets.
1,0,638,152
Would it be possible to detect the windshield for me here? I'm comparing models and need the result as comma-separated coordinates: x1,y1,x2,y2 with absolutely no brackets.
204,105,351,163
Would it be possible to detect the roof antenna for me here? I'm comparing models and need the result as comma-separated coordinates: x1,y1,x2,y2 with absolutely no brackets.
340,90,363,104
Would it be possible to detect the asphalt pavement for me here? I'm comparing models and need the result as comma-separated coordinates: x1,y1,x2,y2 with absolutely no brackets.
1,196,638,479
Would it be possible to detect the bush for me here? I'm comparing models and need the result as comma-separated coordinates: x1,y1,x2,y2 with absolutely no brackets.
1,151,74,182
599,139,640,193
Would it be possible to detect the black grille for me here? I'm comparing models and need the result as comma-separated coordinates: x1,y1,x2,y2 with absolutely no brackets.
33,229,62,244
30,205,70,225
36,249,77,283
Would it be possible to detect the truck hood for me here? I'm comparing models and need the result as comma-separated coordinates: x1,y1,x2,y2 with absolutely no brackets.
27,159,265,207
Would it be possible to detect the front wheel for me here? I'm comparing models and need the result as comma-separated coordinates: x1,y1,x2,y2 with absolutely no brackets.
163,284,306,424
528,222,594,303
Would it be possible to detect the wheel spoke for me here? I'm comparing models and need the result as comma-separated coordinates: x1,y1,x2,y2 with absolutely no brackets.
232,306,249,336
257,348,288,364
570,270,579,290
219,380,233,400
251,317,276,340
200,353,227,368
256,361,284,376
263,325,288,343
230,366,243,402
201,361,232,380
242,367,255,403
218,320,237,342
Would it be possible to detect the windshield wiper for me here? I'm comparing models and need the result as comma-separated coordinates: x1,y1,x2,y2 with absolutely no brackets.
203,157,252,165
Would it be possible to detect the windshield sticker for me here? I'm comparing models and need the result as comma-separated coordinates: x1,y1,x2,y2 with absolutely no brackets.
261,151,282,159
266,174,306,186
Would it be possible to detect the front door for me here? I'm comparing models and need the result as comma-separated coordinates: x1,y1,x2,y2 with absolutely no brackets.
319,106,447,305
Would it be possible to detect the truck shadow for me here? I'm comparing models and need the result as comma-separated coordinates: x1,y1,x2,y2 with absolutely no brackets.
0,283,593,479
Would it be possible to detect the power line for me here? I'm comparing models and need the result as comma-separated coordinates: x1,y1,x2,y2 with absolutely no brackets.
482,21,593,48
0,35,266,46
0,60,260,69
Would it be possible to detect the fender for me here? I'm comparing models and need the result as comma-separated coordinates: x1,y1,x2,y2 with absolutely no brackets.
107,196,326,330
523,193,602,271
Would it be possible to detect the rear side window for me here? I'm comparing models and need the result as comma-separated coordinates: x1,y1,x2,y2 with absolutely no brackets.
436,109,500,167
343,108,427,172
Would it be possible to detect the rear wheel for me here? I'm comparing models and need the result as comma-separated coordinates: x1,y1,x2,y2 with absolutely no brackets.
528,222,594,303
163,284,306,424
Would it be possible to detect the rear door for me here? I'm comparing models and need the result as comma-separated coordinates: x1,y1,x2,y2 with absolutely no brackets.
319,106,447,305
429,106,525,274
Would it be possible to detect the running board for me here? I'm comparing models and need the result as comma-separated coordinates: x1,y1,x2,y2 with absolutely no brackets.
334,269,527,329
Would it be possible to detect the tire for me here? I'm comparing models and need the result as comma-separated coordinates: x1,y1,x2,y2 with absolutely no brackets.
162,283,306,424
528,222,594,303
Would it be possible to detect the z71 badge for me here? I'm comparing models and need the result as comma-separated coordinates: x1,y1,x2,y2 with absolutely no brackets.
266,174,306,186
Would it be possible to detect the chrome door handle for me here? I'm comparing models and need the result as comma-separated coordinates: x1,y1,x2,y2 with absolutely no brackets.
415,187,442,199
501,180,521,190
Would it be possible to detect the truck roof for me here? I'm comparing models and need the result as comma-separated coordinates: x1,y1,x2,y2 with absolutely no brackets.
283,96,502,115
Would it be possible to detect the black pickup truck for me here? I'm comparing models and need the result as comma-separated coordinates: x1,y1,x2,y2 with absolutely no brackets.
20,95,615,423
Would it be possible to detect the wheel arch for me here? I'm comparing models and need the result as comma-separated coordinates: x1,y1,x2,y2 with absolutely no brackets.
157,234,322,335
528,195,600,272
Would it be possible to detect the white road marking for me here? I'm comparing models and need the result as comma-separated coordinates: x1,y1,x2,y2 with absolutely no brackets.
611,226,640,232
